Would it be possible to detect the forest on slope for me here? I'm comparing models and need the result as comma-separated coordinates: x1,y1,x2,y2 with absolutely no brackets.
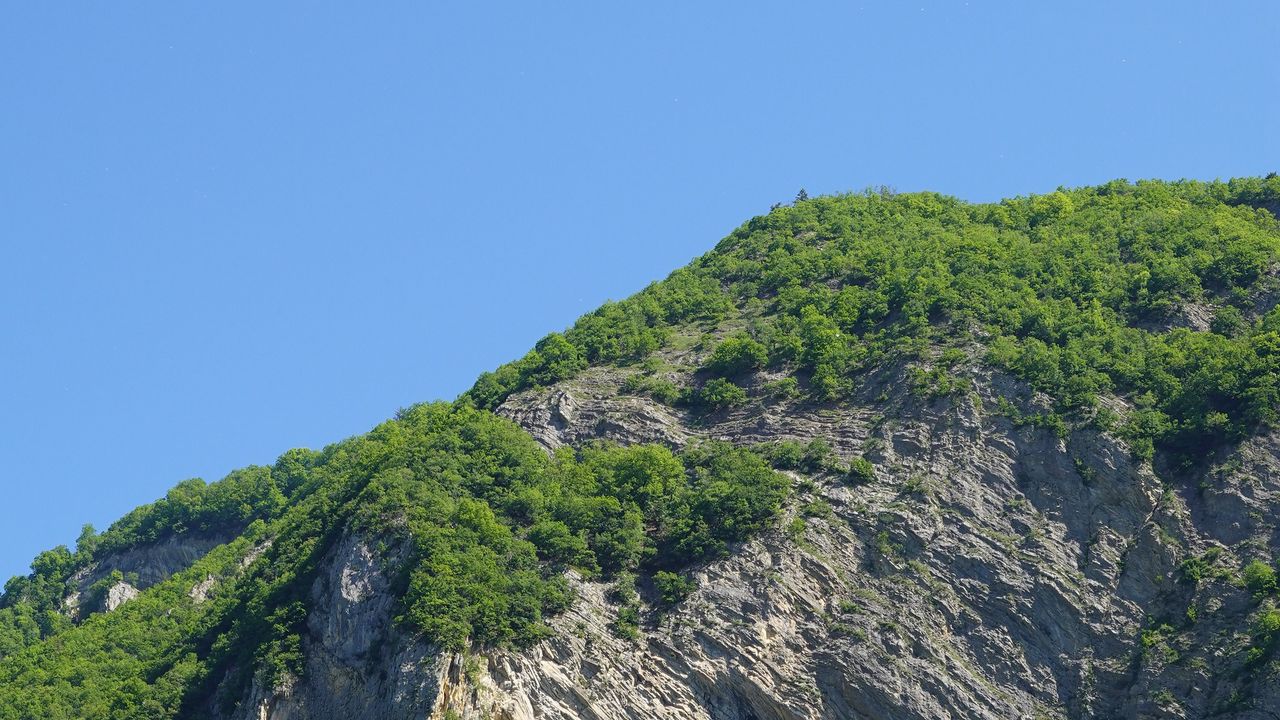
2,177,1279,718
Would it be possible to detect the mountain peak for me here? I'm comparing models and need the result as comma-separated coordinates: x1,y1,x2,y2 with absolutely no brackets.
4,177,1280,719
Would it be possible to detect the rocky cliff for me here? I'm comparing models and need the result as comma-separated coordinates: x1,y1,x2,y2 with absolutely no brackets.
232,352,1280,720
5,179,1280,720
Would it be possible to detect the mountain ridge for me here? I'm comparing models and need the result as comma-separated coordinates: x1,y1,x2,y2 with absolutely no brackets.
3,177,1280,719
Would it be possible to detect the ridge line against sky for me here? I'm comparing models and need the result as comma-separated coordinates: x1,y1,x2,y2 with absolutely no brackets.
1,1,1277,579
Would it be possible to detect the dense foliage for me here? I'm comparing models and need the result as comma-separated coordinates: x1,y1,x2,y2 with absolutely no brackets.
0,528,267,719
0,404,786,718
466,177,1280,462
703,334,768,377
0,466,298,661
4,177,1279,716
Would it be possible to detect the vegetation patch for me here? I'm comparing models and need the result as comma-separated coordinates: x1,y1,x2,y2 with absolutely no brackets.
0,405,788,717
466,178,1280,464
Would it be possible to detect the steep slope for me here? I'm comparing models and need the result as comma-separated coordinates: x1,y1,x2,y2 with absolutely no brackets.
2,177,1280,720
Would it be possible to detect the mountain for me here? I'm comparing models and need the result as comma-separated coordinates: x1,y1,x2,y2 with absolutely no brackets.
3,177,1280,719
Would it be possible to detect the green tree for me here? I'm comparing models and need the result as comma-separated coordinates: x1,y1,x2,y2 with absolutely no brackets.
704,334,767,377
698,378,747,409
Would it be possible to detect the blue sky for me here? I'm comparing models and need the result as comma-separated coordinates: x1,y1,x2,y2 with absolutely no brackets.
1,2,1277,580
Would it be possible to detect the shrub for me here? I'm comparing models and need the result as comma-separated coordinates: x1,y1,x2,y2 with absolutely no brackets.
655,442,789,568
1178,547,1224,585
527,520,597,572
1211,306,1246,337
1243,559,1278,596
758,440,805,469
1249,608,1280,664
801,438,834,472
786,517,807,541
613,606,640,640
704,335,768,377
698,378,747,409
763,376,799,399
847,457,876,484
653,571,695,606
1255,609,1280,637
610,573,641,640
621,374,682,405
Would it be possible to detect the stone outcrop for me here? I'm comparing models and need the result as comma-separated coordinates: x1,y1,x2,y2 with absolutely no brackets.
222,532,449,720
63,528,238,618
103,581,139,612
211,354,1280,719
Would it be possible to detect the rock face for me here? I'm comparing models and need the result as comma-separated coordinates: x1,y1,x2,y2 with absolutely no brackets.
478,368,1144,720
103,581,139,612
223,533,450,720
212,356,1280,720
63,528,238,618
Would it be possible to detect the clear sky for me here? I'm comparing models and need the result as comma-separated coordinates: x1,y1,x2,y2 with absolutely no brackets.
1,2,1277,580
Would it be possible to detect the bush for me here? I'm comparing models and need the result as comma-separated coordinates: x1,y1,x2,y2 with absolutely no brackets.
698,378,747,409
1211,306,1246,337
527,520,597,572
1256,609,1280,637
801,438,834,472
1243,559,1278,596
759,438,834,472
786,517,807,541
613,606,640,640
1250,608,1280,664
759,440,805,469
620,374,682,405
704,335,768,377
1178,547,1224,585
847,457,876,484
610,573,641,640
653,571,695,606
763,376,799,399
655,442,789,568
